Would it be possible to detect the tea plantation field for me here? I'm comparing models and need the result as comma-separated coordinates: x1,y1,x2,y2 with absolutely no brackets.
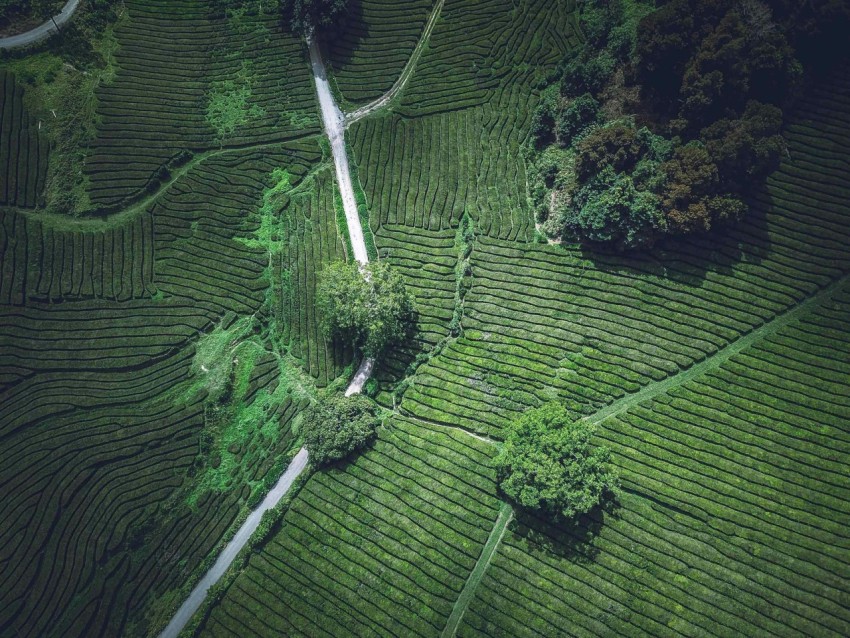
2,0,849,636
0,1,340,633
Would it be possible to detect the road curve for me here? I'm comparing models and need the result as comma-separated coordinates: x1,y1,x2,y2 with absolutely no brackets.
159,447,310,638
0,0,81,50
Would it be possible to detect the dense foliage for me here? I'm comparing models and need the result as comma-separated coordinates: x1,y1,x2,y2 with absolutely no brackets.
301,393,381,466
280,0,348,36
316,260,415,357
531,0,850,249
0,0,63,27
495,403,619,521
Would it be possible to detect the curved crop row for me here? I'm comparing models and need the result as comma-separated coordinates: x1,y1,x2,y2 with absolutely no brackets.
351,100,533,241
0,210,155,305
397,0,580,118
371,223,458,384
320,0,434,106
0,138,328,636
197,417,501,638
0,70,49,209
84,0,318,208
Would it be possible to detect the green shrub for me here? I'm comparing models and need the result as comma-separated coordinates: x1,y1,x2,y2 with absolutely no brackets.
316,260,416,357
555,93,601,147
302,393,381,467
495,402,619,521
564,166,665,249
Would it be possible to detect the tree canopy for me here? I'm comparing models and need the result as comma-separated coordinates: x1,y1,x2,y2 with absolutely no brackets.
301,393,381,467
280,0,349,37
495,403,619,521
316,260,415,358
529,0,848,250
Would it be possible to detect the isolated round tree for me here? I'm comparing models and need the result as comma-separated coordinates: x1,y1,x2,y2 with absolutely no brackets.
495,402,619,520
301,393,381,467
316,260,415,357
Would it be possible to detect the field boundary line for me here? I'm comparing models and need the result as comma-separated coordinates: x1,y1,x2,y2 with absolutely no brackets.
400,414,498,446
16,133,321,231
585,273,850,426
441,502,513,638
344,0,445,124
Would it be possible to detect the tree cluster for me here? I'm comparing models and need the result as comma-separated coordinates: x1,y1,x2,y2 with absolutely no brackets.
495,403,619,521
316,260,416,358
530,0,849,250
301,393,381,467
280,0,348,37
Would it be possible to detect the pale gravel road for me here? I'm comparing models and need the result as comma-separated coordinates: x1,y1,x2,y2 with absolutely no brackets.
158,448,309,638
308,38,370,266
0,0,81,49
160,32,395,638
159,42,375,638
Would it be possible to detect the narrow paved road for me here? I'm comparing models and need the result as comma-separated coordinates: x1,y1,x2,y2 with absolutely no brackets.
159,447,309,638
161,25,431,637
308,37,377,393
0,0,80,49
308,38,370,267
160,41,383,637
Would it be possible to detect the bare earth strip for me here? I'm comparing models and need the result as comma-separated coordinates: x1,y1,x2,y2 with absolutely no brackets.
0,0,80,49
442,502,514,638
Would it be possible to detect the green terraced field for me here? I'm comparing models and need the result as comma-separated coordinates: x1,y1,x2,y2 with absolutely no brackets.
197,417,502,637
85,0,319,209
0,138,336,637
2,0,850,636
459,282,850,638
320,0,435,106
0,70,49,209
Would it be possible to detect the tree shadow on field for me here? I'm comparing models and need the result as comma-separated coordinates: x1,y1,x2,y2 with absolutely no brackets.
318,0,365,69
573,183,774,287
510,498,621,565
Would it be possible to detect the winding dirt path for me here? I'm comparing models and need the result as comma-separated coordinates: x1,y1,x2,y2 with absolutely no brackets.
0,0,80,50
